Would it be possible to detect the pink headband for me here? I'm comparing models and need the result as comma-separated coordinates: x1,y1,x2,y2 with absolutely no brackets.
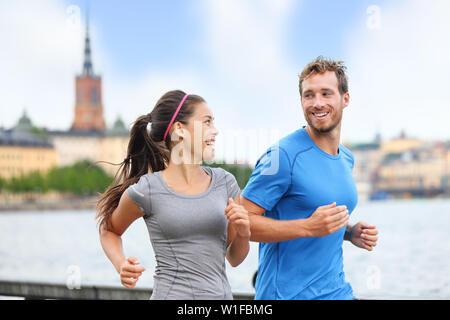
163,94,190,142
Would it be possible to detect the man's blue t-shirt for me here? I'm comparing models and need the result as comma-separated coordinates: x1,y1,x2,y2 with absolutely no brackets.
242,127,358,300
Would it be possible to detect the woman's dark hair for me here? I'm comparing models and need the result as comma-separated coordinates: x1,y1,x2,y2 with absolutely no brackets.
95,90,205,230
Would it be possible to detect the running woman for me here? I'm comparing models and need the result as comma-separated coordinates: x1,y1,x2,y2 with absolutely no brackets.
96,90,250,300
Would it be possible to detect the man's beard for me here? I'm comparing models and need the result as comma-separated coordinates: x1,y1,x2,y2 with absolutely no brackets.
305,109,343,134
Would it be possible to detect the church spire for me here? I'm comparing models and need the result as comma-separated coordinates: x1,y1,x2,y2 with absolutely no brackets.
82,9,93,76
72,4,106,132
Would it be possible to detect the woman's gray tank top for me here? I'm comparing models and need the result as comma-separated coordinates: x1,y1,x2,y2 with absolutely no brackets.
125,166,241,300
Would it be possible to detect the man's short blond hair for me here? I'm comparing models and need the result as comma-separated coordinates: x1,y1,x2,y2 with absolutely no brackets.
299,56,348,96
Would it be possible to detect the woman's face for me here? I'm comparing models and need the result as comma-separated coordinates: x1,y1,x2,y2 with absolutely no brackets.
171,102,219,164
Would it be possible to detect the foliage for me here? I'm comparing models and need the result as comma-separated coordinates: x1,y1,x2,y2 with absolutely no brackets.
29,126,49,140
2,160,253,195
7,171,47,193
0,177,5,192
203,162,253,190
3,160,113,195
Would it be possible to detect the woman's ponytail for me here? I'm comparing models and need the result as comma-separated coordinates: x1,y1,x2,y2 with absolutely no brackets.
96,113,167,230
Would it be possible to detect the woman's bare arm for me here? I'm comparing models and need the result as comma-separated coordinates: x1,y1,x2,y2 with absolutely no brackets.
225,195,250,267
99,192,146,288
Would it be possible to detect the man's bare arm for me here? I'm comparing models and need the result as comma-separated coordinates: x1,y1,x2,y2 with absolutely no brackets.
240,195,349,243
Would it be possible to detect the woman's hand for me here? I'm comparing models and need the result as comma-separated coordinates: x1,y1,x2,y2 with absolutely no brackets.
225,198,251,239
119,256,146,289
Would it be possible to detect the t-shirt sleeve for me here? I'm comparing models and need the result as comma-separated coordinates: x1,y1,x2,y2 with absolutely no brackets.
241,146,292,211
350,152,355,170
125,175,151,217
224,171,241,200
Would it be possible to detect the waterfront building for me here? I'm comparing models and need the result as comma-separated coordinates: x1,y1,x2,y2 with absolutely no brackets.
0,113,57,179
44,18,129,177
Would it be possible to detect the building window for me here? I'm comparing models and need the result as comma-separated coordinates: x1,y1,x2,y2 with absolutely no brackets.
91,87,98,104
77,88,83,104
83,114,92,123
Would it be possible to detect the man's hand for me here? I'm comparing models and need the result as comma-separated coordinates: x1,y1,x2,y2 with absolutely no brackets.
304,202,349,237
349,222,378,251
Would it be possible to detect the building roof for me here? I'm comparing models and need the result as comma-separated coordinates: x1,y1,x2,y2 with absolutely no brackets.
82,13,94,77
46,128,105,137
0,129,54,148
105,117,129,137
347,142,381,151
13,110,33,133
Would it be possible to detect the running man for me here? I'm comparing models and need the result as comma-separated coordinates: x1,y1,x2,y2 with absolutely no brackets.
240,56,379,300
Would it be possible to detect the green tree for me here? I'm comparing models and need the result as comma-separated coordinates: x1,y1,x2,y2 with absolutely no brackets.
3,161,114,196
28,171,48,193
29,126,49,140
0,176,6,192
4,171,47,193
203,162,253,190
6,175,31,193
46,160,113,195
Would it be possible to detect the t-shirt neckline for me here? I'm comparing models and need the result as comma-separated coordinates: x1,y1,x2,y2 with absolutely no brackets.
301,126,341,160
155,166,215,199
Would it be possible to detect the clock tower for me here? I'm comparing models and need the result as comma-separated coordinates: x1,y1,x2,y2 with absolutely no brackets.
71,19,106,132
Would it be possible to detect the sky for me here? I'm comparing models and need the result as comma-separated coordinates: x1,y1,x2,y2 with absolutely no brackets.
1,0,450,163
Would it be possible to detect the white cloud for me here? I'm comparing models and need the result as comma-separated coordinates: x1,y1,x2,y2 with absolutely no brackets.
6,0,448,154
109,0,303,164
0,0,112,131
343,0,450,142
200,0,301,126
0,0,301,164
103,69,208,129
0,0,81,129
196,0,303,162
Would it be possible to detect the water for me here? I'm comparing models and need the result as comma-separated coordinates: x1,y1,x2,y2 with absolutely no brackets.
0,199,449,299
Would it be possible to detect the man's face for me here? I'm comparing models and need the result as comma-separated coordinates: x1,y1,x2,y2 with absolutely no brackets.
301,71,349,134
